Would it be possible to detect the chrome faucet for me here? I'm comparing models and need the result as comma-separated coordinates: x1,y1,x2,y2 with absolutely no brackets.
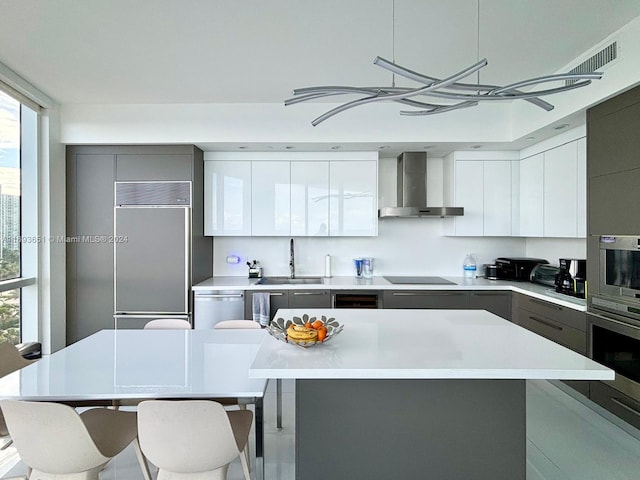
289,238,295,278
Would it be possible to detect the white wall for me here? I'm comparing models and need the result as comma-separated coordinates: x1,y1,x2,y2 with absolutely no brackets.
525,238,586,267
213,222,526,277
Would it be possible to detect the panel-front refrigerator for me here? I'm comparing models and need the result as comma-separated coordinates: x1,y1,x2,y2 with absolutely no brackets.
114,181,192,328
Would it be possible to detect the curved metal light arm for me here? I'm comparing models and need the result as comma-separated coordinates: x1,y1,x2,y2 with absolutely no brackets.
491,72,603,95
419,79,593,101
311,58,488,125
374,56,554,111
400,101,478,115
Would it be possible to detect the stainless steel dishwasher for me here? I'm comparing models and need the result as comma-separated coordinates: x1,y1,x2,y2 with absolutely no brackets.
193,290,244,329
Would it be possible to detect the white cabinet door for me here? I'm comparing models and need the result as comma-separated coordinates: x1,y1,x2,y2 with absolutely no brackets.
251,161,291,236
544,142,578,237
453,161,484,236
483,161,512,236
519,153,544,237
291,161,329,236
204,161,252,236
576,138,587,238
329,161,377,236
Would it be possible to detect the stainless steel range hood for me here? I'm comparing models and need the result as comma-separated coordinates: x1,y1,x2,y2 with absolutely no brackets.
378,152,464,218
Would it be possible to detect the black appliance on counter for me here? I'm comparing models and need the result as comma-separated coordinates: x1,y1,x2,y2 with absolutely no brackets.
494,257,549,281
555,258,587,298
529,264,561,287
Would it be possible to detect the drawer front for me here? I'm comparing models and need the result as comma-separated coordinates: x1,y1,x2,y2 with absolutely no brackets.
516,294,586,331
516,309,586,354
244,290,289,321
590,381,640,431
469,291,511,321
383,291,470,309
289,290,332,309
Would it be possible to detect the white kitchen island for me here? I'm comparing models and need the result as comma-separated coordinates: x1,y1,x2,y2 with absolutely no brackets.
249,309,613,480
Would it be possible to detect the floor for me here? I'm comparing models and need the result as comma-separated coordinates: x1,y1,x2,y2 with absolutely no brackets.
2,379,640,480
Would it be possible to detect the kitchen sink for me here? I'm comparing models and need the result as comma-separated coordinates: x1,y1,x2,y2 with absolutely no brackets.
257,277,324,285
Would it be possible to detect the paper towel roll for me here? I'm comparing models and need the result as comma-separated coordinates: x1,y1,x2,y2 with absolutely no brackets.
324,254,332,278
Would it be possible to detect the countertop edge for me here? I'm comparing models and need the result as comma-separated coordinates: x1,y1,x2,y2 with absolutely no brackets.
192,276,587,312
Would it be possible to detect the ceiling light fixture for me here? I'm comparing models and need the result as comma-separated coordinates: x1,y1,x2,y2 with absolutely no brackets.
285,0,603,126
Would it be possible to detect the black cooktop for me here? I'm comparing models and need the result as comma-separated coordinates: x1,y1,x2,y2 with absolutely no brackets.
383,276,457,285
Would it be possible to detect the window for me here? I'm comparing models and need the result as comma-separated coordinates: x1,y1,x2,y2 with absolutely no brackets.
0,88,35,345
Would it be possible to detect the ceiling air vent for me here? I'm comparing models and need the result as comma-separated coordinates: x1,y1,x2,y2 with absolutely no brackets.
565,41,617,86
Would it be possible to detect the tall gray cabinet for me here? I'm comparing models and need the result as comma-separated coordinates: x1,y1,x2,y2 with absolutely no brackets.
66,145,212,343
586,84,640,297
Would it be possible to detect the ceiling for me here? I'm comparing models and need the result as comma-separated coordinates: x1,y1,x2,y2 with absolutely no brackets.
1,0,639,153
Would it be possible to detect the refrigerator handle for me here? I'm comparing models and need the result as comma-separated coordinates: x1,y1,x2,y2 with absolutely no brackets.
184,208,191,314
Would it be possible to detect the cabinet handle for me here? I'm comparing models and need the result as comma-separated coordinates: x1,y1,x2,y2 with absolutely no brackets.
392,292,466,297
269,292,285,297
292,292,327,296
530,298,562,311
195,294,243,299
472,292,505,297
611,397,640,418
529,315,563,331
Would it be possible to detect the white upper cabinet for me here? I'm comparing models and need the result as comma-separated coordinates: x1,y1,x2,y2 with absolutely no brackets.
204,161,252,236
203,152,378,237
544,141,578,237
449,160,484,236
515,128,587,238
518,153,544,237
329,161,378,236
576,137,587,238
444,153,514,236
251,161,291,236
291,161,330,236
483,161,512,236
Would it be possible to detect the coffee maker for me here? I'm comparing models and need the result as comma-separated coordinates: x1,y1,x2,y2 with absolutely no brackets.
555,258,587,298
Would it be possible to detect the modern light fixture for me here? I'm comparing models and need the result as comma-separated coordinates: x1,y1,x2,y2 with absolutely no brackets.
285,1,603,126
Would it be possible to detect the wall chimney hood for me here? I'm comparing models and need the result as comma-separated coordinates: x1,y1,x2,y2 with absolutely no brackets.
378,152,464,218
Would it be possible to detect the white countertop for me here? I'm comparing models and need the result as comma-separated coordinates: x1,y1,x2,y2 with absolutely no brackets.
192,276,587,311
0,329,268,401
249,309,612,381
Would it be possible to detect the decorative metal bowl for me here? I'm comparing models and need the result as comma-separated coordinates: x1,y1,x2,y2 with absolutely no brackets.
266,314,343,348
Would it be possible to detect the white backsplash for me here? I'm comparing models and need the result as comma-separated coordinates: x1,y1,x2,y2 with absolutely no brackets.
212,220,527,277
525,238,587,267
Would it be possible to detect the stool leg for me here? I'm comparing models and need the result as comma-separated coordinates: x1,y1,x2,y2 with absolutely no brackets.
276,378,282,429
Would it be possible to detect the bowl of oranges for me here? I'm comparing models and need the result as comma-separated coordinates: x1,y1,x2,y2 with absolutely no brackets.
267,314,343,348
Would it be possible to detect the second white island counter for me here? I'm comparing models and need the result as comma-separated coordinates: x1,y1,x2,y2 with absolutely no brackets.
249,308,612,480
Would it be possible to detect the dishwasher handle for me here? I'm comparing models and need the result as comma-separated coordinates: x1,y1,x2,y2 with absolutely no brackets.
195,293,243,299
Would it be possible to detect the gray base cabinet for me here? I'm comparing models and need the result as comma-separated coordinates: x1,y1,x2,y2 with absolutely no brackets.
590,381,640,431
289,290,331,309
383,291,470,309
243,289,355,323
513,294,587,354
469,291,511,320
513,293,588,396
244,290,289,323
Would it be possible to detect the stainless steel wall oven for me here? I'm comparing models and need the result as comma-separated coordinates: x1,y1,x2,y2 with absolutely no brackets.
588,235,640,425
588,311,640,403
593,235,640,319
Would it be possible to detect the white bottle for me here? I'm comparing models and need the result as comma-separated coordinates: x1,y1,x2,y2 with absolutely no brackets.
463,253,477,278
324,254,332,278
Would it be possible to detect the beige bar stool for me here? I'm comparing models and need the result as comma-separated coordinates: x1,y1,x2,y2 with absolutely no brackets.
212,320,283,429
137,400,252,480
0,399,151,480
